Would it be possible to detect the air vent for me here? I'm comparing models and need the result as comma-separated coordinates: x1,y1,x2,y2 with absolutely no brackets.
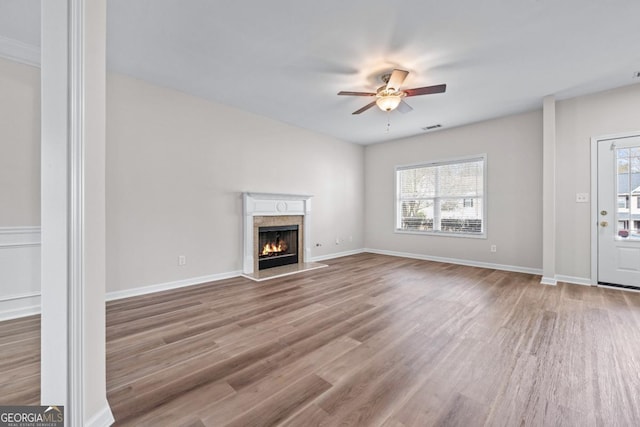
422,124,442,131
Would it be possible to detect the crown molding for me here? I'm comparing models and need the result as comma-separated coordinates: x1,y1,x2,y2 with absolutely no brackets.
0,35,40,67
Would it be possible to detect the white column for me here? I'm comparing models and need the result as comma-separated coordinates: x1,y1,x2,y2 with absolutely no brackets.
541,95,557,285
41,1,113,426
41,0,70,409
82,1,112,425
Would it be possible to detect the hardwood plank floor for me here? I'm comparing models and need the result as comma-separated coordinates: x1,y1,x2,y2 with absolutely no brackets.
2,253,640,426
0,315,40,405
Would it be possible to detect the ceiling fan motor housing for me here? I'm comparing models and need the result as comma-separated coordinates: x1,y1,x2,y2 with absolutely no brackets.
376,85,405,97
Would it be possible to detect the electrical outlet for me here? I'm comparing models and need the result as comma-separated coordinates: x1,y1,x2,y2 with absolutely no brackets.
576,193,589,203
490,245,497,253
178,255,186,266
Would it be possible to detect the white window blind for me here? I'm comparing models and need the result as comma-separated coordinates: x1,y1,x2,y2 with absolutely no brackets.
396,156,486,236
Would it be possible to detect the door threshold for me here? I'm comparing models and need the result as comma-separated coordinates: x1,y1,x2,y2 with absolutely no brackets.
597,282,640,292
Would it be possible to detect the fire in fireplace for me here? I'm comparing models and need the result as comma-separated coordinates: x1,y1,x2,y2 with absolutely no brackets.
258,225,299,270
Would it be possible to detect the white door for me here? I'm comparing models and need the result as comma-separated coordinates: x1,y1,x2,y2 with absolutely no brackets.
597,135,640,287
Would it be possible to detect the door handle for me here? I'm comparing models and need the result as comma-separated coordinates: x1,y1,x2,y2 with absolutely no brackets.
600,221,608,227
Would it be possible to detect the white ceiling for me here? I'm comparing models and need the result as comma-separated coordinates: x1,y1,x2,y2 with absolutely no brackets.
2,0,640,144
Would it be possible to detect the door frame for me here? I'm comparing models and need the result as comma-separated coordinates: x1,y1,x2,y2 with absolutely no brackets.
590,131,640,286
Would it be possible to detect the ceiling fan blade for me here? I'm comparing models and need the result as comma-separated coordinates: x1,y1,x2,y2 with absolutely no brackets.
386,69,409,91
396,100,413,114
338,91,376,96
404,84,447,97
352,101,377,115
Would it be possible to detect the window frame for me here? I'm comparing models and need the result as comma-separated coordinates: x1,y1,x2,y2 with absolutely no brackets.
394,154,488,239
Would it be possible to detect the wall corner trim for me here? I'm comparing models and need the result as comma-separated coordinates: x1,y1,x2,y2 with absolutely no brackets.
0,36,40,67
542,95,557,283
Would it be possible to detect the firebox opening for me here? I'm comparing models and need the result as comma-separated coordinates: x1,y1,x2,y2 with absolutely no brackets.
258,225,299,270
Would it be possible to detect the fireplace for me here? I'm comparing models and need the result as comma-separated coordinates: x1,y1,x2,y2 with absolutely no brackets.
243,192,322,280
258,225,299,270
251,214,303,273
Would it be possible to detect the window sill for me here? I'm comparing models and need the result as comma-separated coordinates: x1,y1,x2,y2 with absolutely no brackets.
394,229,487,239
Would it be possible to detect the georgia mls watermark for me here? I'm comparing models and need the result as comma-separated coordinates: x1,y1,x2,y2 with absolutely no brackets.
0,406,63,427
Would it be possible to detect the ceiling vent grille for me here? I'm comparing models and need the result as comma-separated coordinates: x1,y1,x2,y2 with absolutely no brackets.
422,124,442,131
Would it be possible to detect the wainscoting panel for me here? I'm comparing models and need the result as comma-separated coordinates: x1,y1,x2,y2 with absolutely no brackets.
0,227,41,320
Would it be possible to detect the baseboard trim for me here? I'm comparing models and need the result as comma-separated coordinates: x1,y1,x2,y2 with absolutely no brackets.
85,401,114,427
106,271,243,301
364,248,542,276
311,248,365,262
0,304,40,322
2,245,572,319
106,249,366,301
556,275,593,287
3,269,247,319
540,276,558,286
0,292,41,321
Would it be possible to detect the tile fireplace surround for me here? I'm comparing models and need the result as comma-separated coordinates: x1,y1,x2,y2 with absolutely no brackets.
242,192,314,278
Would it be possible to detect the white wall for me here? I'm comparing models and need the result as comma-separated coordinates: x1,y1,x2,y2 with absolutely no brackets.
555,82,640,280
0,57,40,318
3,51,639,308
106,74,365,293
0,57,40,226
364,110,543,272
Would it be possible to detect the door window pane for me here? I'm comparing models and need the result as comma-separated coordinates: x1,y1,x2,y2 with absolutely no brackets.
616,145,640,239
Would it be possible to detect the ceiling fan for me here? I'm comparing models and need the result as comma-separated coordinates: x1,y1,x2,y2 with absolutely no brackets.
338,69,446,115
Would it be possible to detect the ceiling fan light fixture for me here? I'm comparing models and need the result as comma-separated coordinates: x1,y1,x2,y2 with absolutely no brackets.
376,94,402,112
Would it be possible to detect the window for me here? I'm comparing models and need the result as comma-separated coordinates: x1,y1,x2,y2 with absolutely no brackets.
396,155,486,236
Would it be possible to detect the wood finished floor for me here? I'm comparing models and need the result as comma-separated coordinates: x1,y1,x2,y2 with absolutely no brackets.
2,253,640,426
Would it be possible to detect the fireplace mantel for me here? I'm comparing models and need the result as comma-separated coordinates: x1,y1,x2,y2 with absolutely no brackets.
242,192,312,275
